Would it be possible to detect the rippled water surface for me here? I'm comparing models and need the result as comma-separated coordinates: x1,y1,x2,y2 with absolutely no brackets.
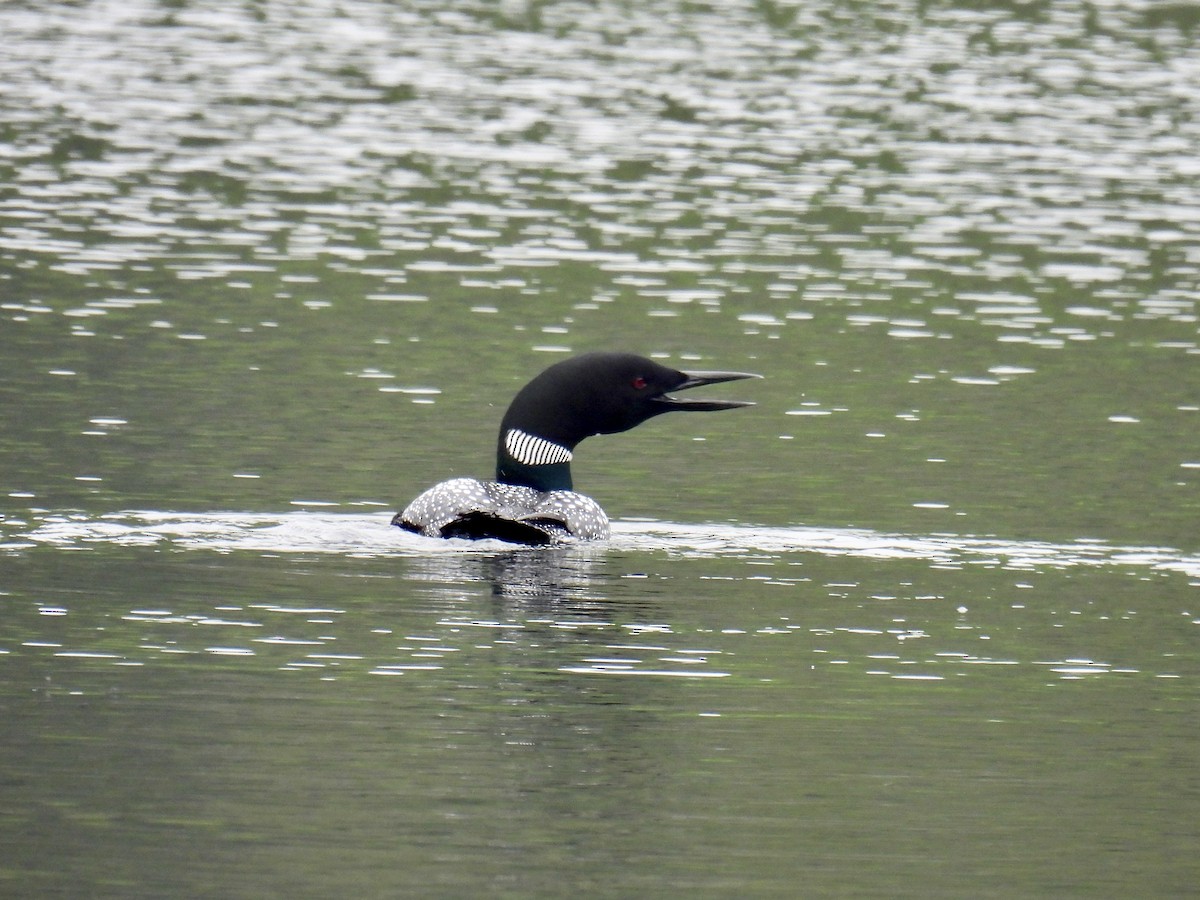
2,1,1198,896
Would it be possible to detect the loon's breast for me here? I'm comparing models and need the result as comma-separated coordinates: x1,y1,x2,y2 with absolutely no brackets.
393,477,609,545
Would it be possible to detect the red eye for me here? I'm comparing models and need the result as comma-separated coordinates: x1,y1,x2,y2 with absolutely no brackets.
632,376,648,390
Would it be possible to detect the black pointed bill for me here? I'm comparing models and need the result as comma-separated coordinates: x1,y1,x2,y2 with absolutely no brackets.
652,369,761,411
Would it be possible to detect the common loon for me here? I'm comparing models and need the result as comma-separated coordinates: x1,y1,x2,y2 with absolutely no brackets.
393,351,758,545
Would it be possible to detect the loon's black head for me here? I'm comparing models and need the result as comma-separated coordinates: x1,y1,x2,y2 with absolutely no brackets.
496,351,759,491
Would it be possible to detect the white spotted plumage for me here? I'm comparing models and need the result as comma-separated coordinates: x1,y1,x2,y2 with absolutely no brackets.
399,477,609,542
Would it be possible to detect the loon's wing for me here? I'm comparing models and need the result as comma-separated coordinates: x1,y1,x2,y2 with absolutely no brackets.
437,511,564,545
394,478,587,545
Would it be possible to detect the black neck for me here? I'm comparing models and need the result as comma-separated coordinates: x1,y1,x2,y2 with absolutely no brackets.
496,456,573,492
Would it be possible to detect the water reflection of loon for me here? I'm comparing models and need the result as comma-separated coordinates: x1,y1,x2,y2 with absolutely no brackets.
393,352,758,545
404,546,610,607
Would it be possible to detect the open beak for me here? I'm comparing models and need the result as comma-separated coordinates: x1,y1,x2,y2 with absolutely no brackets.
652,369,761,411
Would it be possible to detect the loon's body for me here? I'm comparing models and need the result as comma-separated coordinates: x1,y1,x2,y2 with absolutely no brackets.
393,351,758,545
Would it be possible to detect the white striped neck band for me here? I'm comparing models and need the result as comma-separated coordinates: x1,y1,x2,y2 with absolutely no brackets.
504,428,573,466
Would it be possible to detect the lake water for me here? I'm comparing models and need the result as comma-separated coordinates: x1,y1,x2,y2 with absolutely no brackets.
2,1,1198,896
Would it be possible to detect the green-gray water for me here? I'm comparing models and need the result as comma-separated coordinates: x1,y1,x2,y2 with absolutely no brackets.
1,1,1197,896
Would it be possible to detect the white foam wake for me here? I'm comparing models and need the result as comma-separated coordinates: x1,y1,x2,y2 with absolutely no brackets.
5,510,1198,577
